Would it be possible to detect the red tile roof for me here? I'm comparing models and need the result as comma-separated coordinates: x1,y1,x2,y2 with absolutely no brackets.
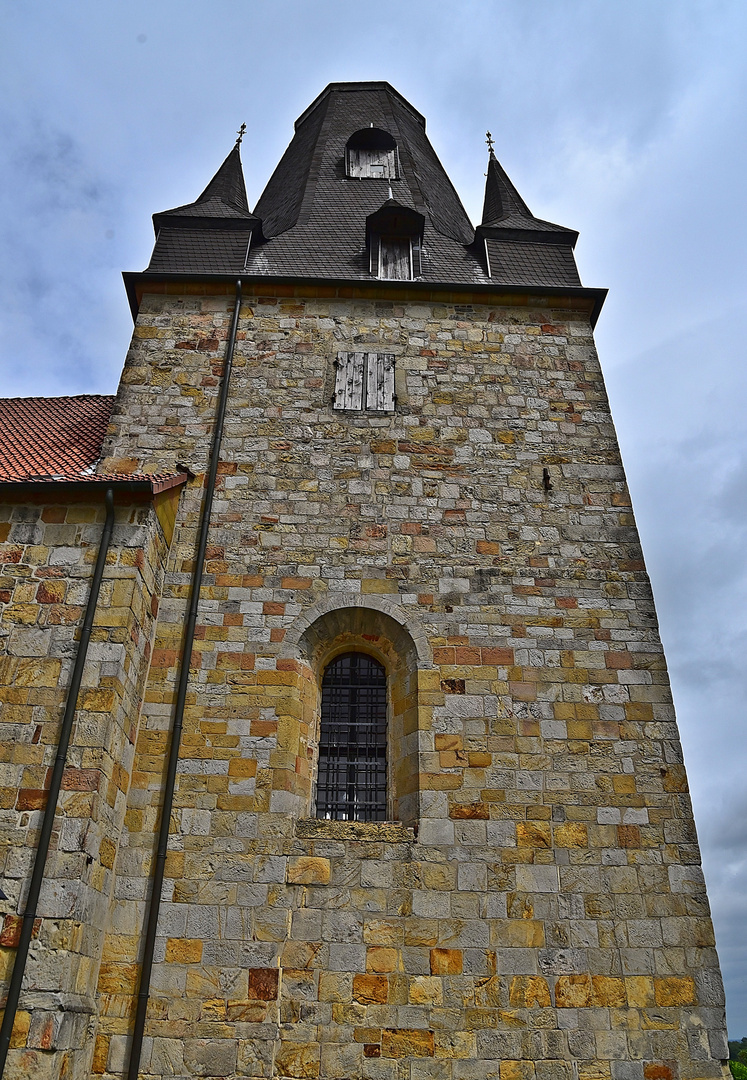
0,395,115,481
0,395,189,497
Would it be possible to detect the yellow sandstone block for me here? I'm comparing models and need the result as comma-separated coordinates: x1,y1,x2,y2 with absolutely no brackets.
408,975,443,1005
554,823,588,847
654,976,696,1006
430,948,462,975
353,974,389,1004
228,757,258,778
318,971,352,1003
286,856,330,885
366,947,398,973
516,822,551,848
509,976,551,1008
498,921,545,948
98,963,139,995
591,976,626,1007
274,1042,320,1080
363,920,401,946
165,938,203,963
555,974,592,1008
500,1062,536,1080
381,1028,434,1058
92,1033,109,1073
625,977,655,1007
9,1010,30,1049
361,579,398,594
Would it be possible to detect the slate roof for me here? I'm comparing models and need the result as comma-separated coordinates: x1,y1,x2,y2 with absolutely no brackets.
154,145,254,223
148,229,255,274
0,395,185,492
485,240,581,287
139,81,591,294
148,144,262,273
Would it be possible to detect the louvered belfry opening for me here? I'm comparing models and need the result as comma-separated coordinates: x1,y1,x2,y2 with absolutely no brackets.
316,652,388,821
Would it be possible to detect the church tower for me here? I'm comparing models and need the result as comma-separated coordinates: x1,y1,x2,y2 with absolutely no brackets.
0,82,728,1080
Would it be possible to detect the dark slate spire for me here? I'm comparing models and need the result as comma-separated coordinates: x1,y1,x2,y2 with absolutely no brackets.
475,145,582,288
146,141,262,275
480,150,575,237
481,151,533,228
246,82,480,282
154,144,255,227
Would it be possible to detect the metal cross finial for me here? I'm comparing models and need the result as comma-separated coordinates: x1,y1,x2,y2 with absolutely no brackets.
235,122,247,148
486,131,495,154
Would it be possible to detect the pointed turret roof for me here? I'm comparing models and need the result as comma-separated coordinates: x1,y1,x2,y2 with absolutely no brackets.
153,144,259,228
479,151,577,241
146,141,262,276
245,82,482,282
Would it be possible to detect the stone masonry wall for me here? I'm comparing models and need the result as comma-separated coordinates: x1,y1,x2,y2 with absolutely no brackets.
92,285,728,1080
0,497,171,1080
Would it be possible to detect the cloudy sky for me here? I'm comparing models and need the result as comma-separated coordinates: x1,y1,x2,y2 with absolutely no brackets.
2,0,746,1036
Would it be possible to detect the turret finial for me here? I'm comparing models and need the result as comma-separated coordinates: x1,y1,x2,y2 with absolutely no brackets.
235,123,247,148
485,130,495,155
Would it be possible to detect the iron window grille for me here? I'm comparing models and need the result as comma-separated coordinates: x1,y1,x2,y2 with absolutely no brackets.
316,652,388,821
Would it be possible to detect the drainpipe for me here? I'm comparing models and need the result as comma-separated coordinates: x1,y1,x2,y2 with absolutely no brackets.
0,487,116,1078
127,279,243,1080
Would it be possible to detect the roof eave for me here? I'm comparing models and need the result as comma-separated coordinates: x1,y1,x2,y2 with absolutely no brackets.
152,212,262,234
0,472,189,502
123,271,607,327
476,224,580,248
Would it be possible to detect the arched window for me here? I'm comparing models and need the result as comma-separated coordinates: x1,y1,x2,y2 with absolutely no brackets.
346,128,398,179
316,652,387,821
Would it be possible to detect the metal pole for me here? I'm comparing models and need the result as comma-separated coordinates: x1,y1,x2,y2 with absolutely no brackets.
126,279,242,1080
0,487,116,1077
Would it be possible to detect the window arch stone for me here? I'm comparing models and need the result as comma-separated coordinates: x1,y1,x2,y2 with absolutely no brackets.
285,600,430,828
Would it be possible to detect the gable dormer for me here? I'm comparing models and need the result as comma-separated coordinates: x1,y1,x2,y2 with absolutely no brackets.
366,199,425,279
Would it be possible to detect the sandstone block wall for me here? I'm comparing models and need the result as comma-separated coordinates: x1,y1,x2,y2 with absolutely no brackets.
0,497,172,1080
4,284,727,1080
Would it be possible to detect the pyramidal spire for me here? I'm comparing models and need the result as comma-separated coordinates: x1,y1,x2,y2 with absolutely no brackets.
478,143,577,242
481,150,532,228
154,139,257,226
193,143,250,215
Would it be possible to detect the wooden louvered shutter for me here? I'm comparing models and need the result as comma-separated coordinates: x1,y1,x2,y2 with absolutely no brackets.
365,353,395,413
333,352,365,410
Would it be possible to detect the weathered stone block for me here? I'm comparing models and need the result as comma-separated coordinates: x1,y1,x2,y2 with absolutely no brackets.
430,948,462,975
287,856,331,885
247,967,280,1000
381,1029,435,1058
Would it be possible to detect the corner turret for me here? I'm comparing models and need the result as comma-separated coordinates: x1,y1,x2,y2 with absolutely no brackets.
476,145,581,286
146,140,263,274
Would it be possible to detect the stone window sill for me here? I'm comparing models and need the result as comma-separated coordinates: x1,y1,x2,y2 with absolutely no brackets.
295,819,415,843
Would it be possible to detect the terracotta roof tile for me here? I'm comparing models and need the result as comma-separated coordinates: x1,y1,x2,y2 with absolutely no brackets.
0,395,115,481
0,397,190,494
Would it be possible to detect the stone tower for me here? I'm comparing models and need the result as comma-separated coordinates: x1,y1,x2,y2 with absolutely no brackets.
0,82,728,1080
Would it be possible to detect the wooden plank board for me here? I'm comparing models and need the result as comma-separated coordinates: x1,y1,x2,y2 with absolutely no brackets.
349,147,396,178
333,352,365,410
380,238,411,280
365,353,395,412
